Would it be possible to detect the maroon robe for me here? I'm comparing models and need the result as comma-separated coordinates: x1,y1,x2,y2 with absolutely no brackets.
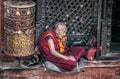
38,30,85,72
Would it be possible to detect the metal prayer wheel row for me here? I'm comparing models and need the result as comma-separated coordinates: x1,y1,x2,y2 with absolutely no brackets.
4,1,36,57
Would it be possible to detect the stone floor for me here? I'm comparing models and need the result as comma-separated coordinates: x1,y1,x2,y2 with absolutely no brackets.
0,58,119,79
0,58,119,70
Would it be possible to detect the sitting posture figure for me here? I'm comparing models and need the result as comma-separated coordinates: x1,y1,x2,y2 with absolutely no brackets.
37,22,85,72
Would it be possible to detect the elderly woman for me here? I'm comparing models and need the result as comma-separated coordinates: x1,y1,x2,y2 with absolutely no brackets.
38,22,85,72
23,22,85,72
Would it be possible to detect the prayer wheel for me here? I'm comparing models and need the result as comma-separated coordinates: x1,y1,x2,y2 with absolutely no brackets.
4,0,36,57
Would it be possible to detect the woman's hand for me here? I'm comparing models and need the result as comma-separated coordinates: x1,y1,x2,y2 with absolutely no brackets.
64,55,76,61
62,37,67,47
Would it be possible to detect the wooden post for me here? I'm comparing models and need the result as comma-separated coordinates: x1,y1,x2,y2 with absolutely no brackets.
0,0,4,53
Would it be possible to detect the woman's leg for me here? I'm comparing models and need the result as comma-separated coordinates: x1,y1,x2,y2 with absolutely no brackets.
68,47,85,61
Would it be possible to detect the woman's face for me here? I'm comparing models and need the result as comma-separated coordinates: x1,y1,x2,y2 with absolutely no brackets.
55,26,67,39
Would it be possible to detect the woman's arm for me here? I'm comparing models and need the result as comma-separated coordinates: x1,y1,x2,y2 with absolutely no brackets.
47,38,76,61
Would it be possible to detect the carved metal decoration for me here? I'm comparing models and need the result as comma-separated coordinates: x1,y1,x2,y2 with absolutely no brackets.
4,0,36,57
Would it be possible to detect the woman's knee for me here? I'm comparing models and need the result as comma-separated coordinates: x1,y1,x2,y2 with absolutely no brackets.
67,61,76,68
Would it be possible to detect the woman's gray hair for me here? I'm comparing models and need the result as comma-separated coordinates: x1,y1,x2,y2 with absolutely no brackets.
54,22,66,30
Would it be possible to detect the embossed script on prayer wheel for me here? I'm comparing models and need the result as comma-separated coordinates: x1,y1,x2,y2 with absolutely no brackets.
4,1,36,57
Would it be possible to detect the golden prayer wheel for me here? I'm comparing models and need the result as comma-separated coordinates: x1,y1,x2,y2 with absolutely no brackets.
4,0,36,57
